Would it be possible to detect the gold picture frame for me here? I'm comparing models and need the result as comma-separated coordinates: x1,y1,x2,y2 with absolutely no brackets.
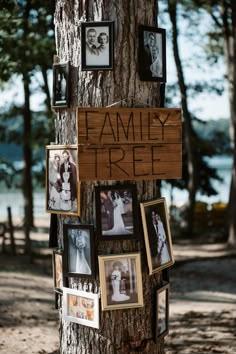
98,253,144,311
45,145,80,216
140,198,174,275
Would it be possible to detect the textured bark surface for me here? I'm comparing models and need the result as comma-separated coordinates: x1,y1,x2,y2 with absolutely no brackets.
54,1,165,353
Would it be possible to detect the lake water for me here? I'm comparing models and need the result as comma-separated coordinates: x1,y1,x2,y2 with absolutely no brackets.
0,155,232,219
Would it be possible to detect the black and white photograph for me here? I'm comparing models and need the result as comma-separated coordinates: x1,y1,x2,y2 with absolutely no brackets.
140,198,174,275
52,249,63,293
52,62,70,107
46,145,79,216
98,253,144,311
63,224,95,278
156,282,169,341
95,184,138,240
81,21,114,70
139,25,166,82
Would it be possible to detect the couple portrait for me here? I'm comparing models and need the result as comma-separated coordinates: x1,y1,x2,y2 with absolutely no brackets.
47,147,78,214
82,21,113,70
99,188,134,238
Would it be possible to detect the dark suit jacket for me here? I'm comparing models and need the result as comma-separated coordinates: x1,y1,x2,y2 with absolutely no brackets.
60,161,77,201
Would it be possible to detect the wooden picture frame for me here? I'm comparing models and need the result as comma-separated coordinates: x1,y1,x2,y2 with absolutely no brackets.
63,224,95,278
139,25,166,82
45,145,80,216
98,253,144,311
140,198,174,275
81,21,114,71
63,287,99,329
156,282,169,341
95,184,138,240
52,62,70,107
52,249,63,293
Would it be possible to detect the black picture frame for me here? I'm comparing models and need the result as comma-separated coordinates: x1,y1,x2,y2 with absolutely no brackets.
138,25,166,82
52,249,64,294
95,184,138,240
81,21,114,71
155,282,169,342
63,224,95,278
52,62,70,107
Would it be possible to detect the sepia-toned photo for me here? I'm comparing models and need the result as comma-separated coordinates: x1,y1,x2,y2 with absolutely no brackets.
95,184,138,240
81,21,114,70
45,145,80,216
63,224,95,278
52,62,70,107
63,288,99,329
98,253,143,311
52,249,63,293
156,282,169,341
139,25,166,82
140,198,174,275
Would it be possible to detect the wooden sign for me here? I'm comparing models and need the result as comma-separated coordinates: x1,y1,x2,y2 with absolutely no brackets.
77,107,182,181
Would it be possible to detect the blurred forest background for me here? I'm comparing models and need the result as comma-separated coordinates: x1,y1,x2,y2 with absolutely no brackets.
0,0,235,251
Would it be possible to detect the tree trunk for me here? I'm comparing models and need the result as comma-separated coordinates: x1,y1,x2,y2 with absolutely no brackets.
167,0,197,235
226,0,236,246
54,0,165,353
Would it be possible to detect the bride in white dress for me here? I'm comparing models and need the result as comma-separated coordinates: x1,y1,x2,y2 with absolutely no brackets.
70,229,91,275
156,214,170,265
103,191,131,235
111,264,130,302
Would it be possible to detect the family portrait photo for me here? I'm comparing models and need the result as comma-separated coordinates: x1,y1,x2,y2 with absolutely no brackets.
63,224,94,278
98,253,143,311
156,283,169,341
52,62,69,107
140,198,174,274
52,249,63,293
81,21,114,70
95,184,137,240
139,25,166,82
46,145,79,216
63,288,99,329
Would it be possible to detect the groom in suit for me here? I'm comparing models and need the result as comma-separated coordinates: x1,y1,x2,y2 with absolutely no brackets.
147,210,161,268
100,192,114,230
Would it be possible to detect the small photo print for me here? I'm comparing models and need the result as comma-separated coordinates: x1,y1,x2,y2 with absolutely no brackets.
52,62,69,107
46,145,79,216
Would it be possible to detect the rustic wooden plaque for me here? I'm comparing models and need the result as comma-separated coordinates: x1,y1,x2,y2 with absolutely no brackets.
77,107,182,181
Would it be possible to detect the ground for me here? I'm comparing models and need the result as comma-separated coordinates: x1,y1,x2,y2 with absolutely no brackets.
0,223,236,354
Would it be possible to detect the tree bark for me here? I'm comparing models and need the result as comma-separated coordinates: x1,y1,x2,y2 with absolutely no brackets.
54,0,165,353
167,0,197,235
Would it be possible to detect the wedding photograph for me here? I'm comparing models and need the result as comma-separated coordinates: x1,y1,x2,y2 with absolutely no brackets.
95,184,138,240
45,145,80,216
156,282,169,341
81,21,114,70
52,249,63,293
63,224,95,278
140,198,174,275
139,25,166,82
63,288,99,329
52,62,70,107
98,253,143,311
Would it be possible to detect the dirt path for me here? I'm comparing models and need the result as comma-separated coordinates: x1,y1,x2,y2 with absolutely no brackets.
0,229,236,354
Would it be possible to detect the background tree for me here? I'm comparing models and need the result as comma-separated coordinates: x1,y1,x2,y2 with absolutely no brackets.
54,0,166,353
0,0,55,251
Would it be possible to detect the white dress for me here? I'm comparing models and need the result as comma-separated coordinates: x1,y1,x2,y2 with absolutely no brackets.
48,158,61,210
103,197,131,235
111,270,130,302
75,234,91,275
157,220,170,264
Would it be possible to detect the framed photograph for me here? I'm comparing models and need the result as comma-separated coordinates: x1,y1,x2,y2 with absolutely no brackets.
98,253,144,311
156,282,169,341
140,198,174,275
52,62,70,107
45,145,80,216
63,287,99,329
52,249,63,293
63,224,95,278
81,21,114,71
138,25,166,82
95,184,138,240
